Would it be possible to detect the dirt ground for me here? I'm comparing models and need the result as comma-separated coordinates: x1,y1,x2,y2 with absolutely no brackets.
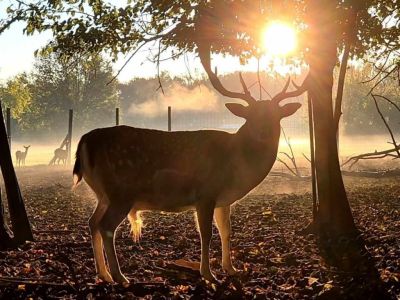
0,166,399,299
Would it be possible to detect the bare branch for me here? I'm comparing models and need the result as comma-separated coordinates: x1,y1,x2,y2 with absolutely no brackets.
334,40,351,133
276,158,298,177
277,127,301,177
156,40,165,95
272,75,309,104
371,94,400,157
238,73,254,103
372,94,400,113
367,65,398,96
302,153,311,163
107,41,147,85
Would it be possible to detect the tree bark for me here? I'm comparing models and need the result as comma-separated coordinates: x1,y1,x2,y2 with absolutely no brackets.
0,188,14,249
0,102,33,244
307,1,357,235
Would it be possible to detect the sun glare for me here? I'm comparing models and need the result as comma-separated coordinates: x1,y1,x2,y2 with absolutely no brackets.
262,22,297,56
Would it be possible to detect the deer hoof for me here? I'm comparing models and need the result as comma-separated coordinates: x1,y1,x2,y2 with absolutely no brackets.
224,266,238,276
113,273,130,285
97,272,113,283
201,271,220,284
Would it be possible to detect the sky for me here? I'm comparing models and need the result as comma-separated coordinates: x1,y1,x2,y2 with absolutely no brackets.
0,3,252,84
0,22,261,83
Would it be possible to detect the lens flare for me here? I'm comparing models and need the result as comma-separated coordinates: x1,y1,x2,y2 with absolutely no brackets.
262,22,297,56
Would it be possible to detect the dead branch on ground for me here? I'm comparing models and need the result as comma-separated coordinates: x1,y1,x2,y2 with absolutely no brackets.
275,128,310,179
341,146,400,169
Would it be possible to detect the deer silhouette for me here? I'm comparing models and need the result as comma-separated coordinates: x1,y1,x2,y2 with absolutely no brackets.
15,145,30,167
73,76,304,284
49,147,68,165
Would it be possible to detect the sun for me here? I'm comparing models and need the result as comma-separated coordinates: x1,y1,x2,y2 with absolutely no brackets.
262,22,297,56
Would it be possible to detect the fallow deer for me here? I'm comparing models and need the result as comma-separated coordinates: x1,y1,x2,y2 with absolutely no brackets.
49,147,68,165
15,145,30,167
73,74,306,284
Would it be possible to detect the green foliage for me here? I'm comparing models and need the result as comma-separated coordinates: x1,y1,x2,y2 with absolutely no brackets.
0,53,119,137
0,74,32,129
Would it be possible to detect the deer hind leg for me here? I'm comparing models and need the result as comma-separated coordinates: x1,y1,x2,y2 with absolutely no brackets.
196,202,217,282
214,206,237,275
99,202,130,284
89,201,112,283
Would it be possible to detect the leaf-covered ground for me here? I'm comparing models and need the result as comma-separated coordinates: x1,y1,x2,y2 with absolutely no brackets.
0,166,399,299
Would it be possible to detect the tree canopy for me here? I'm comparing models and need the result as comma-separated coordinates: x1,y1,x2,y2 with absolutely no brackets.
3,0,399,66
0,52,119,137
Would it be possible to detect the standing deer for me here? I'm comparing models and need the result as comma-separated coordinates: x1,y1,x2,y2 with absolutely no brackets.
73,75,305,284
15,145,30,167
49,147,68,165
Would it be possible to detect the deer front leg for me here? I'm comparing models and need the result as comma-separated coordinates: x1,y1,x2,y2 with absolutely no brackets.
99,204,129,284
214,206,237,275
196,202,217,282
89,202,113,283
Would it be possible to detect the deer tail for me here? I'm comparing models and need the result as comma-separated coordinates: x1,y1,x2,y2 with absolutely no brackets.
128,210,143,242
72,137,84,189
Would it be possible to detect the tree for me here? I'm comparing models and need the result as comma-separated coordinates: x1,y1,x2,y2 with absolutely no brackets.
0,53,120,138
0,13,34,249
0,102,33,249
0,73,32,125
3,0,400,253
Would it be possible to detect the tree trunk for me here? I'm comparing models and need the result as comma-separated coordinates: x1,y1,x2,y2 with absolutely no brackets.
0,188,14,249
307,1,357,236
0,102,33,244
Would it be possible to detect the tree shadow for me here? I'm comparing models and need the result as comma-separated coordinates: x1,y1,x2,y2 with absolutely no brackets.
316,231,391,299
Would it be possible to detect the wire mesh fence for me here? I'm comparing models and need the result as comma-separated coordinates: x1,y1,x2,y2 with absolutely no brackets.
5,103,399,171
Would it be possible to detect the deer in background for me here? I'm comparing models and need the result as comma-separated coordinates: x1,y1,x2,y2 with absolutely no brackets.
49,147,68,165
15,145,30,167
73,73,306,284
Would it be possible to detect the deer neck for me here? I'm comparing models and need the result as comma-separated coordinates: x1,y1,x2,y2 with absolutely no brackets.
231,122,280,190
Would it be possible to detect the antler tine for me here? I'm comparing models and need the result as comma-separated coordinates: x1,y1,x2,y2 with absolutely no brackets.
197,41,257,105
272,74,309,104
282,76,291,93
239,72,256,104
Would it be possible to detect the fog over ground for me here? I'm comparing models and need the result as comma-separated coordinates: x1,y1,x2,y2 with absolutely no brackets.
10,133,398,172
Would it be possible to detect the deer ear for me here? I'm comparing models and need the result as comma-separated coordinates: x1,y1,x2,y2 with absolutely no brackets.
225,103,249,119
280,103,301,118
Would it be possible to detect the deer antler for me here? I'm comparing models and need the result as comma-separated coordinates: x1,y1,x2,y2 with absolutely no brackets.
271,75,309,104
198,42,256,104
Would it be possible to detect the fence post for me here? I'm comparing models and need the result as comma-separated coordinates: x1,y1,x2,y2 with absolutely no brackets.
116,107,120,126
6,108,11,148
168,106,171,132
67,109,73,165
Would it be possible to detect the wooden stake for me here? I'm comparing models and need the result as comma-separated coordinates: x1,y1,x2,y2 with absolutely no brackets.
168,106,171,132
67,109,73,165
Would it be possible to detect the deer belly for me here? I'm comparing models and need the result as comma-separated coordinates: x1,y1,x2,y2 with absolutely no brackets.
138,169,199,212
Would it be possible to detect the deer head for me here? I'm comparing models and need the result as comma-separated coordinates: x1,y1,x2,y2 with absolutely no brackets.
225,97,302,142
197,43,307,144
